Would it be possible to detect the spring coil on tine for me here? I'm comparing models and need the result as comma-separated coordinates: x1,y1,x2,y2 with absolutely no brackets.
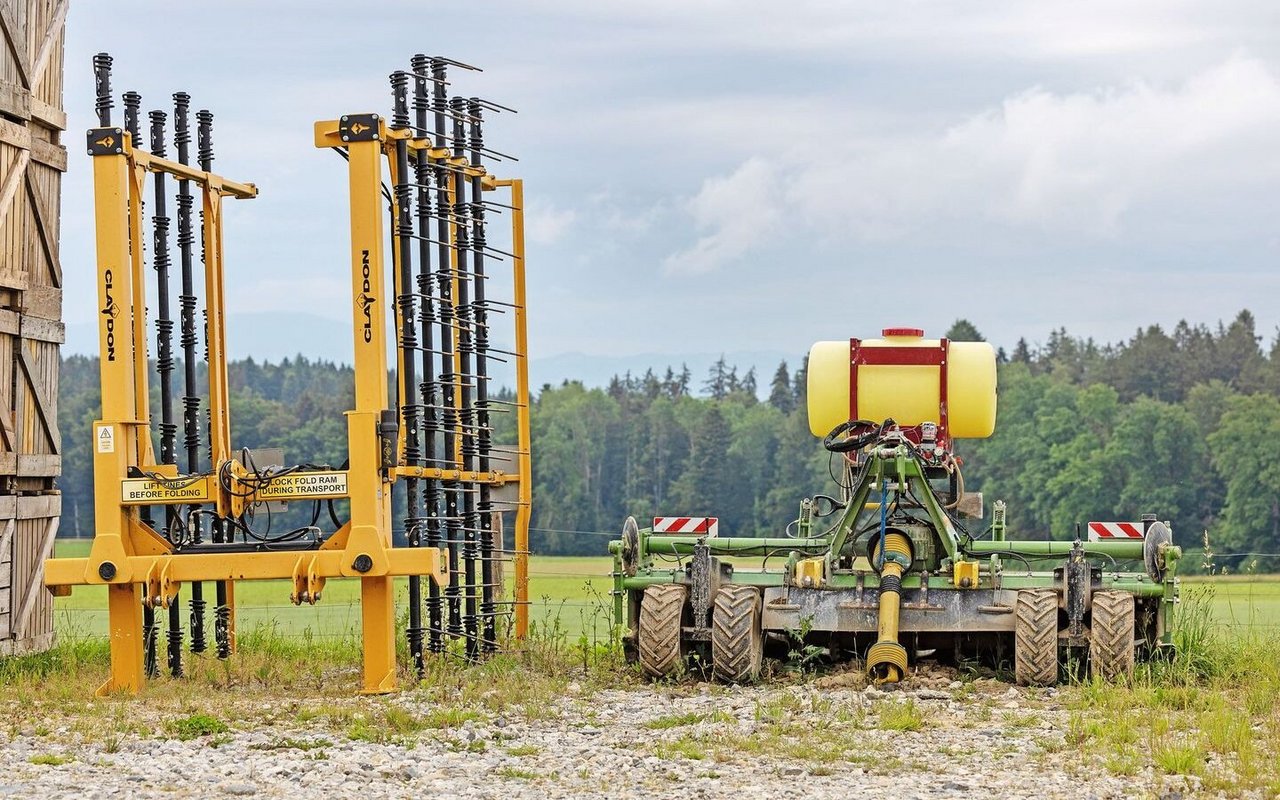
196,110,214,168
122,91,142,147
93,53,114,125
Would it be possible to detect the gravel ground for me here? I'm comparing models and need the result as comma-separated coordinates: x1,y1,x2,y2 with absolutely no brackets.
0,667,1197,799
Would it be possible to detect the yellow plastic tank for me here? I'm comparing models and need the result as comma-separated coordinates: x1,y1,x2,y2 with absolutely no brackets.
806,328,997,439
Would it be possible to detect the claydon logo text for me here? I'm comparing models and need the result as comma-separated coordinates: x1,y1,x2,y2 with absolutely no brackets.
102,269,119,361
358,249,375,343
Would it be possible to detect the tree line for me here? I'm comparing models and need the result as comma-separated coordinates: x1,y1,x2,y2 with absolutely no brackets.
57,310,1280,567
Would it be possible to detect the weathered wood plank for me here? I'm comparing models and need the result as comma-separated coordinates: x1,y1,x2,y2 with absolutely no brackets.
0,631,54,656
0,517,14,621
0,114,29,147
27,0,66,97
28,133,62,170
23,171,58,288
0,3,30,90
13,515,56,637
16,344,56,453
27,96,59,130
0,78,27,121
18,314,60,342
0,146,27,228
16,494,57,518
23,495,58,518
19,286,58,320
15,453,56,475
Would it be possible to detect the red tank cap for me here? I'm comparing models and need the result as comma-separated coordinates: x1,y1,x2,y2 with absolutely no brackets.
882,327,925,337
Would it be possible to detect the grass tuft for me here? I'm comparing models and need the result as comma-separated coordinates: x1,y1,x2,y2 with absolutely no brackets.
167,713,229,741
875,698,923,732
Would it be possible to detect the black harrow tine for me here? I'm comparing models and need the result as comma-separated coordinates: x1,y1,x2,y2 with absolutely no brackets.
150,108,184,678
411,53,446,658
391,70,428,676
424,56,465,643
123,88,160,678
173,91,207,654
449,94,483,660
92,53,114,126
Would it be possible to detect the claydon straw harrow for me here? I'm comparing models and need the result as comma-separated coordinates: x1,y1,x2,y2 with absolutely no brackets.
612,328,1181,685
45,52,531,694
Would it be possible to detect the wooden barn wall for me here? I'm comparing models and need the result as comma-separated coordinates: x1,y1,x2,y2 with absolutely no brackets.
0,0,66,656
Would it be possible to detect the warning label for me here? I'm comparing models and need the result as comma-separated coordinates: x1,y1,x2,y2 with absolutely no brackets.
97,425,115,453
121,478,211,504
254,472,349,500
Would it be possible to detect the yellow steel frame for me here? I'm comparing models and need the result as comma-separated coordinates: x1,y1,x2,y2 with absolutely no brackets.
312,119,532,641
46,120,484,695
48,109,530,695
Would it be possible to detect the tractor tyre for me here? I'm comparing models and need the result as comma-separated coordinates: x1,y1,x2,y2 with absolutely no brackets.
1089,591,1135,682
638,584,687,679
711,585,763,683
1015,588,1059,686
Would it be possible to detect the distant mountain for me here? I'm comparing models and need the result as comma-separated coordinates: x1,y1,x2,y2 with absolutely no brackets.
63,312,794,393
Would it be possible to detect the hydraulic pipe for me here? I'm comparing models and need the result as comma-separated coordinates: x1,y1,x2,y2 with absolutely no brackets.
430,58,463,641
197,109,231,660
866,531,912,683
173,92,206,653
966,541,1145,559
645,536,832,557
150,109,183,677
390,71,426,674
411,55,445,655
467,97,497,652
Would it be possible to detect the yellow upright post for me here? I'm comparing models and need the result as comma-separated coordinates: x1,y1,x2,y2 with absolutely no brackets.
509,180,531,640
202,178,237,652
340,116,397,693
88,129,146,695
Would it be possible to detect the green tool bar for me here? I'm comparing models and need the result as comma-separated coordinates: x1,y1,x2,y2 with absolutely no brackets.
644,536,830,557
620,572,1166,597
967,540,1145,558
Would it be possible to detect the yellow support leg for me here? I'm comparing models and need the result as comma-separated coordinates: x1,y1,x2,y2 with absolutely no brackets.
360,575,397,694
99,583,144,696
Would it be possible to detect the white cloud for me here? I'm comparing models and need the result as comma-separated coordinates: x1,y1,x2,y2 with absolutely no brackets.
662,158,780,275
525,200,577,246
666,55,1280,269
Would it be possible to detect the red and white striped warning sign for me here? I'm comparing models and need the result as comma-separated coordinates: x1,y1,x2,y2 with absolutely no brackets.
652,517,719,537
1087,521,1145,541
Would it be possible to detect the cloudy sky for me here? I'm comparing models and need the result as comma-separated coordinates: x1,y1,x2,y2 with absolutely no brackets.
60,1,1280,374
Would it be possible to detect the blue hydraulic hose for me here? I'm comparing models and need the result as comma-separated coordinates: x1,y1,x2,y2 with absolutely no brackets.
878,479,888,569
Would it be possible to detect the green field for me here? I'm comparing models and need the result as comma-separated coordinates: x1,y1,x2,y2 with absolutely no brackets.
1183,575,1280,634
49,540,1279,641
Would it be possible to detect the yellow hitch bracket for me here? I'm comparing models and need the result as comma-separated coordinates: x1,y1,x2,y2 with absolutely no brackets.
953,560,980,589
291,554,327,606
143,557,178,608
792,557,825,588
